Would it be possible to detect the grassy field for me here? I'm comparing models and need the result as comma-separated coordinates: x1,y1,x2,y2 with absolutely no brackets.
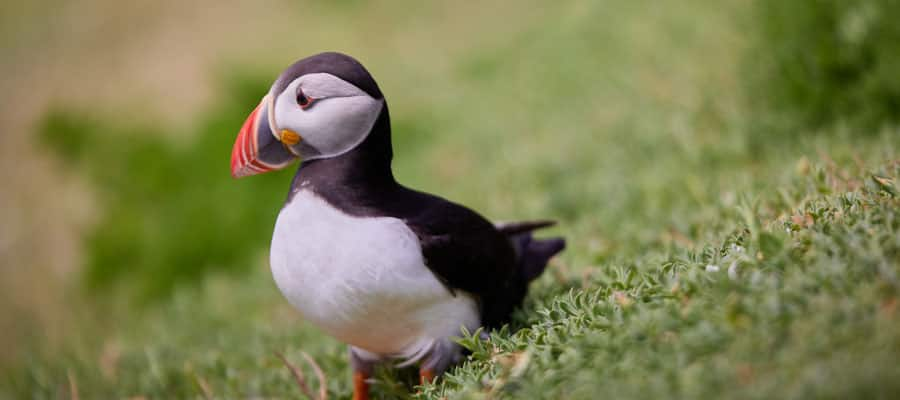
3,0,900,399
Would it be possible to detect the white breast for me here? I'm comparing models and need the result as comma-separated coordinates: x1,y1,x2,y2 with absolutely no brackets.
269,189,479,361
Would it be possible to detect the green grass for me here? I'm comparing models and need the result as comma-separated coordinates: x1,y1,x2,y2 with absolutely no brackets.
4,0,900,398
434,159,900,399
747,0,900,131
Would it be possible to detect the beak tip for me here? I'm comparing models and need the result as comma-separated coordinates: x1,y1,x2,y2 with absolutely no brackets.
229,163,250,179
229,154,243,179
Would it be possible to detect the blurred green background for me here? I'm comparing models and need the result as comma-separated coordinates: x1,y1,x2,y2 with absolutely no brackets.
1,0,899,398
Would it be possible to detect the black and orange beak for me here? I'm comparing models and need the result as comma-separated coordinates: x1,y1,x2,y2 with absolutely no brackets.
230,95,299,178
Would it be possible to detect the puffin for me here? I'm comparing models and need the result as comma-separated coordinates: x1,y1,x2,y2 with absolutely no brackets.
230,52,565,400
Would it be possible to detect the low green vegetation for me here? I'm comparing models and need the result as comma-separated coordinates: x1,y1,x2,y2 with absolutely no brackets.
434,159,900,399
4,0,900,398
748,0,900,131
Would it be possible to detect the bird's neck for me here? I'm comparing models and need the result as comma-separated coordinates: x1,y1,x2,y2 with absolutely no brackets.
292,106,396,194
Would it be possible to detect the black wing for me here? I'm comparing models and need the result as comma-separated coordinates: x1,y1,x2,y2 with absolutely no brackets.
405,196,518,295
397,188,526,328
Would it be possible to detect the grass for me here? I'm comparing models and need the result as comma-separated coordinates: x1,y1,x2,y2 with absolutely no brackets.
3,0,900,398
434,157,900,399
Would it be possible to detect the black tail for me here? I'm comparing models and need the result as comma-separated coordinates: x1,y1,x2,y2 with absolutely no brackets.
497,220,566,282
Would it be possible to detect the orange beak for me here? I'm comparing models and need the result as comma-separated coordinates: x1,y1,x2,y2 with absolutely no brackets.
230,95,298,178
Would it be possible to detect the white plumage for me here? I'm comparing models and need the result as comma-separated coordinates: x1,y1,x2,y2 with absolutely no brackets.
269,188,480,365
272,73,384,161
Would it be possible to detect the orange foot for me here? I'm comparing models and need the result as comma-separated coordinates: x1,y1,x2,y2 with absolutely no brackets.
420,368,436,386
353,371,369,400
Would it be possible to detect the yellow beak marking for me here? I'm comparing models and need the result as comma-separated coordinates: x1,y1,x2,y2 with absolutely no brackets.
280,129,302,146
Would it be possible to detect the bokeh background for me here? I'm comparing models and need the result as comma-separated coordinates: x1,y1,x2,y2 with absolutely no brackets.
2,0,899,398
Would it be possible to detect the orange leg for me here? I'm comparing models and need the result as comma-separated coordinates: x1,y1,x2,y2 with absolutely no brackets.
353,371,370,400
420,368,436,386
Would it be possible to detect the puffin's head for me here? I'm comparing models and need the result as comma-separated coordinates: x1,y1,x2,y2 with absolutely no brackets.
231,52,385,178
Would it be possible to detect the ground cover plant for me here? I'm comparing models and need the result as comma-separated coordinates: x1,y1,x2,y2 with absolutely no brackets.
2,0,899,398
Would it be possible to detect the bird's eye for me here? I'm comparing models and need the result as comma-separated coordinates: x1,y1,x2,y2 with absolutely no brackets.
297,89,314,109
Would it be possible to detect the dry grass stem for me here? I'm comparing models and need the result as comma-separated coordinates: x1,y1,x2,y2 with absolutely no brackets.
276,351,322,400
67,370,79,400
193,373,213,400
301,351,328,400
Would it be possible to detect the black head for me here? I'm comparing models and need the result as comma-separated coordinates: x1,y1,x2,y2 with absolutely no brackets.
231,52,388,178
272,52,383,100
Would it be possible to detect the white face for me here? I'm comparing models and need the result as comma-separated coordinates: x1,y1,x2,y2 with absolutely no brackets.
271,73,384,160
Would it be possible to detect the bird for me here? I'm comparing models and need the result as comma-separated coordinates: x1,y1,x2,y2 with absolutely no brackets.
230,52,565,400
